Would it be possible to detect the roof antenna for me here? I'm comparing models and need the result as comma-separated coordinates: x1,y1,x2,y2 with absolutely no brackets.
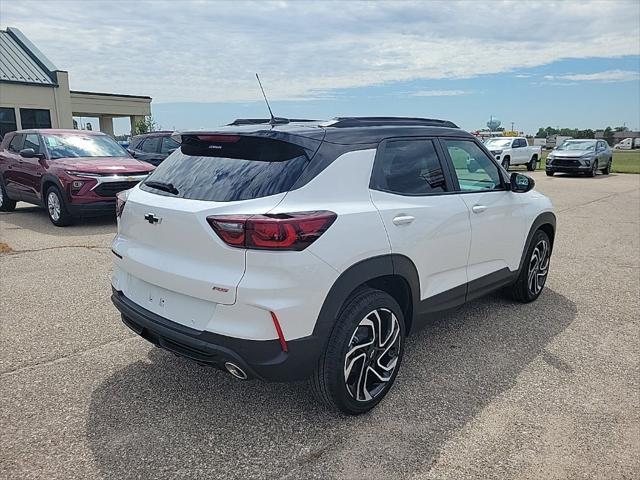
255,73,283,125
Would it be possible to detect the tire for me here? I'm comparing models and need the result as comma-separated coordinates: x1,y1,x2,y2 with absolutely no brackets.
602,158,612,175
507,229,551,303
502,157,510,170
545,171,554,177
527,156,538,172
45,185,73,226
0,178,17,212
588,160,598,177
310,287,406,415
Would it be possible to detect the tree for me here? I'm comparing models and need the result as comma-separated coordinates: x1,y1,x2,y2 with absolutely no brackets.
603,126,614,146
132,116,160,136
614,125,629,132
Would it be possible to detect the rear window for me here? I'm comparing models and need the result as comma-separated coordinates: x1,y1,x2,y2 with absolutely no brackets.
140,135,310,202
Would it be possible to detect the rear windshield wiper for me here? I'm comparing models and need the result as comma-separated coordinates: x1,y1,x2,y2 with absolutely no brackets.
144,180,179,195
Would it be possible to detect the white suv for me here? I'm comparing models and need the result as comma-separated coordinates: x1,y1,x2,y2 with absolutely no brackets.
111,117,555,414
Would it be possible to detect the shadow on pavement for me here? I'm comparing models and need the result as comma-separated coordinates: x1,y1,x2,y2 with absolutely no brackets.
87,288,576,480
0,204,116,236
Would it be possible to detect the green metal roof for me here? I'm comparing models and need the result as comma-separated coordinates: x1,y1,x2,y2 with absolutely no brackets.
0,27,57,86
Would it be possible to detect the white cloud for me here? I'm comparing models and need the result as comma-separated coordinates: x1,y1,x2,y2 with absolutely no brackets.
546,70,639,82
1,0,639,102
412,90,471,97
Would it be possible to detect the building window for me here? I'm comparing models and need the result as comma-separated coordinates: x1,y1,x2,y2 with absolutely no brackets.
19,109,52,130
0,108,17,139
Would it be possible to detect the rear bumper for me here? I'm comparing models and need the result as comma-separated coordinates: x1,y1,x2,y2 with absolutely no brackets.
68,200,116,217
111,288,323,381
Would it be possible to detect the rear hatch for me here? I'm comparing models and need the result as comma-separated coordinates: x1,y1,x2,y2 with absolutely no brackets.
114,131,322,312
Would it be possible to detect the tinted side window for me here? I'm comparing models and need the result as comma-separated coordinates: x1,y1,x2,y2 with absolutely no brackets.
141,137,161,153
129,137,142,150
8,134,24,153
160,136,179,154
443,139,503,192
372,139,447,195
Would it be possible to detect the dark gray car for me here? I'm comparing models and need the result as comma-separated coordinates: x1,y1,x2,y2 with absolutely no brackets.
546,139,612,177
127,131,179,166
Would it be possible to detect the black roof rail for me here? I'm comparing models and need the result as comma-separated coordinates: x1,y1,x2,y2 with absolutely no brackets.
328,117,459,129
228,118,319,126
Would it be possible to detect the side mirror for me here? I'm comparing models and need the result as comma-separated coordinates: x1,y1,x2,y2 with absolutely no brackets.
19,148,43,159
510,172,535,193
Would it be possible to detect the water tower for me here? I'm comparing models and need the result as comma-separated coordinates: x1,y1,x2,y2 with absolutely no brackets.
487,116,501,131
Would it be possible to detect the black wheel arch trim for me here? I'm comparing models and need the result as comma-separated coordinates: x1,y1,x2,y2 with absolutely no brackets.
40,174,66,203
312,254,421,342
517,212,556,277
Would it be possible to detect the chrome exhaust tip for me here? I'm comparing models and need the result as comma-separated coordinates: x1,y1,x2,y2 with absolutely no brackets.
224,362,248,380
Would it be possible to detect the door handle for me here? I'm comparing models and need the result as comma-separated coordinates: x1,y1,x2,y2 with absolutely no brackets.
472,205,487,214
392,215,415,226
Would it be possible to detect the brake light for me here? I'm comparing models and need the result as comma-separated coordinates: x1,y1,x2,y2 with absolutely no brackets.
206,211,336,251
116,189,129,218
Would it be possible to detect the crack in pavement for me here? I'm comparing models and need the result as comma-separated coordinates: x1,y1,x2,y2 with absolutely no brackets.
1,335,137,377
1,245,110,256
558,187,639,213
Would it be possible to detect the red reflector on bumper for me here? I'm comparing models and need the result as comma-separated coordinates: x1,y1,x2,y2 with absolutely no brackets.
270,311,288,352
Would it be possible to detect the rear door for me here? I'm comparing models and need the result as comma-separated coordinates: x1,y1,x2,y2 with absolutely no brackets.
513,138,527,164
369,138,471,306
113,134,316,322
440,138,527,293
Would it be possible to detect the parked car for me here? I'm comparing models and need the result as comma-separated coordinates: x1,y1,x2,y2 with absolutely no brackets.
545,135,573,150
484,136,541,171
0,129,154,226
546,139,612,177
127,131,179,166
110,116,555,414
613,137,640,150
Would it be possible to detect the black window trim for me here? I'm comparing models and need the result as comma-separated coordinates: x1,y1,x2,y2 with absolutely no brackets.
369,136,457,197
438,136,509,194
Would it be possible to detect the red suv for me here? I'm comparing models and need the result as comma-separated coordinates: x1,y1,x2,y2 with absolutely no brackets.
0,129,154,226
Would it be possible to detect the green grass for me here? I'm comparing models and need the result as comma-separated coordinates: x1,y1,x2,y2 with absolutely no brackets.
533,150,640,174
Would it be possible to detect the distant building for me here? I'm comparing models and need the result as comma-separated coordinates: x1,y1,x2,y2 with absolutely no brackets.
595,130,640,142
0,27,151,138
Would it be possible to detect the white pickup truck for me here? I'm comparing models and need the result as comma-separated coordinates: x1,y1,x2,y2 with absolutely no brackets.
484,137,542,171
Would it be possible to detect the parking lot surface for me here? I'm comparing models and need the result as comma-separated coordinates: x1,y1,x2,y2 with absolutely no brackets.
1,171,639,480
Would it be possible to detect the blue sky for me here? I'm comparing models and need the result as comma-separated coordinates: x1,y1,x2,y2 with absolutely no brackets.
2,0,639,135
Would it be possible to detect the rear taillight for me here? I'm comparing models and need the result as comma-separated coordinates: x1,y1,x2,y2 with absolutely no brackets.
207,211,337,251
116,189,129,218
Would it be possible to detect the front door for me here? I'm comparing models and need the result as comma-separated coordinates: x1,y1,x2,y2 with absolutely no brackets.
3,133,26,198
14,133,46,201
440,138,527,294
369,138,471,308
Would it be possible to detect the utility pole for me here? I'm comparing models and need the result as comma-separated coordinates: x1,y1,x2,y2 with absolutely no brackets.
511,121,515,132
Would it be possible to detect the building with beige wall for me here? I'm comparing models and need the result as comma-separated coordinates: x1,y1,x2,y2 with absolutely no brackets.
0,27,151,138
